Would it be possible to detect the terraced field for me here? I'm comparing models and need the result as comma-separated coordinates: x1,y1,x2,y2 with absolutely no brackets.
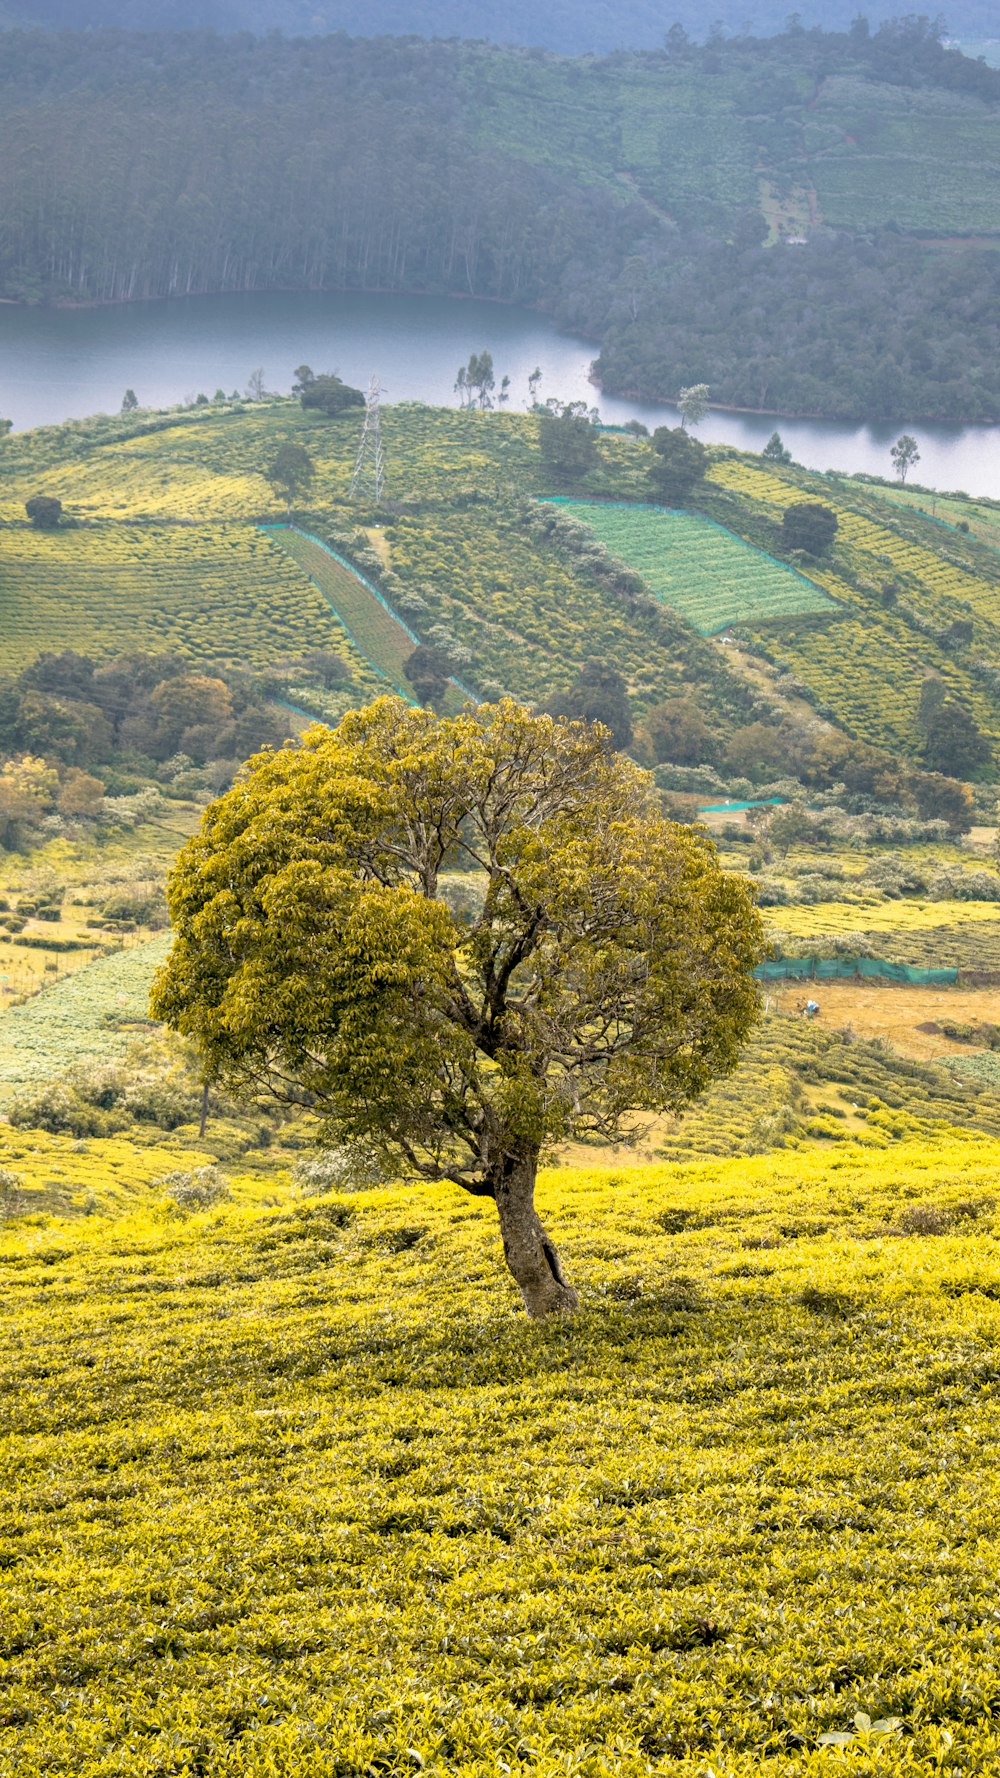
264,525,419,697
0,935,171,1106
0,522,381,676
545,502,836,634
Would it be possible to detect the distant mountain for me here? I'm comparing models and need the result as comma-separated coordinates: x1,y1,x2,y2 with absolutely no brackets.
3,0,1000,55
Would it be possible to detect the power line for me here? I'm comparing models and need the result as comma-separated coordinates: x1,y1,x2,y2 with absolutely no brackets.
349,374,385,503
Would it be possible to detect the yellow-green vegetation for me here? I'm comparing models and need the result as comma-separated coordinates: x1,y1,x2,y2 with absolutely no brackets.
265,525,418,697
0,935,171,1105
6,1141,1000,1772
655,1008,1000,1158
0,817,196,1004
4,401,1000,763
545,502,835,634
0,521,381,678
708,456,1000,761
853,483,1000,556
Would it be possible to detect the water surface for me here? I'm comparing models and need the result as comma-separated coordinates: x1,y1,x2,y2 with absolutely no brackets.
1,290,997,498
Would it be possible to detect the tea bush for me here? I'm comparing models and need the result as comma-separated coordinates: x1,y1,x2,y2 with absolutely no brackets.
6,1143,1000,1773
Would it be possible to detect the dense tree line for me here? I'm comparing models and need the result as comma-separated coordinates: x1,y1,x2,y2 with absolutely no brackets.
0,649,292,778
4,1,999,56
0,26,997,419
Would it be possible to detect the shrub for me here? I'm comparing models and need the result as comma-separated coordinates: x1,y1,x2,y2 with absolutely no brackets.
0,1166,25,1217
158,1165,230,1211
292,1145,387,1195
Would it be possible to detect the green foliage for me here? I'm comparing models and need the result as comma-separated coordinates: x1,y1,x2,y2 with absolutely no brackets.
24,493,62,529
536,403,599,483
781,502,839,555
649,427,707,506
264,440,315,509
7,1136,1000,1770
403,643,452,710
297,371,365,416
546,659,633,750
152,697,763,1311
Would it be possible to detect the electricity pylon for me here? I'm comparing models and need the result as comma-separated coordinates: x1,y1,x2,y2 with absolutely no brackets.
350,374,385,503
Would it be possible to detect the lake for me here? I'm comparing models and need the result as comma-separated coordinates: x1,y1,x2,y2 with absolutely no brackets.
1,289,998,499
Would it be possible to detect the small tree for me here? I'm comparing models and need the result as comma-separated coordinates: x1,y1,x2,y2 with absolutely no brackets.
537,402,599,482
456,352,495,410
781,502,838,555
121,389,139,413
890,434,920,483
299,373,365,417
246,368,268,401
913,772,973,833
25,495,63,530
649,427,707,507
404,644,452,710
677,384,710,430
151,699,763,1318
547,660,633,750
921,698,991,777
762,431,791,464
265,443,315,516
644,697,715,766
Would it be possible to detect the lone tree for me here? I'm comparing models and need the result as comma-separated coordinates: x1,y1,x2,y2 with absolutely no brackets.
890,434,920,483
649,427,707,506
762,431,791,464
404,643,452,710
677,383,710,430
295,368,365,416
537,401,598,482
151,699,763,1319
781,502,838,555
265,442,315,515
25,495,62,529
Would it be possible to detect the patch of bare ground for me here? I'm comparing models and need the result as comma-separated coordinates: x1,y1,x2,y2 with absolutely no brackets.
772,981,1000,1061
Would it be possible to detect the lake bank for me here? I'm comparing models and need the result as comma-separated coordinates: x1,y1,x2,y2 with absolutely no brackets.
1,288,998,497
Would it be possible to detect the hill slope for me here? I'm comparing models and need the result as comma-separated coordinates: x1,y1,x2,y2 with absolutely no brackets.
5,1143,1000,1773
3,399,999,771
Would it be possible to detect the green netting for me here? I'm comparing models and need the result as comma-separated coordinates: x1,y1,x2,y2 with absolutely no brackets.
756,958,958,984
698,799,785,814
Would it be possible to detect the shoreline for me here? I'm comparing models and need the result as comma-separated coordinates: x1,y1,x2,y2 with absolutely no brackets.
2,284,995,431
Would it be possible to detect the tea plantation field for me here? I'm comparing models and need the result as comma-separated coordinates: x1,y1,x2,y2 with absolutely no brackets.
0,523,382,680
544,502,837,634
5,1141,1000,1774
4,399,1000,758
0,935,170,1106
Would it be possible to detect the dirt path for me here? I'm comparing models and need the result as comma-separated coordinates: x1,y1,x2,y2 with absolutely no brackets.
771,981,1000,1060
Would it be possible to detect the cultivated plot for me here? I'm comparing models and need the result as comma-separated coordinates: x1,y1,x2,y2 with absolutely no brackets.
545,501,836,634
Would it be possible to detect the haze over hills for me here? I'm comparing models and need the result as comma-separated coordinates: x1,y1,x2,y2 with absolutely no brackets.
1,0,999,54
1,22,998,422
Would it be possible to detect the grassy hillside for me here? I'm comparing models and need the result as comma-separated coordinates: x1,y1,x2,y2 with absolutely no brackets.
6,1143,1000,1773
5,398,1000,769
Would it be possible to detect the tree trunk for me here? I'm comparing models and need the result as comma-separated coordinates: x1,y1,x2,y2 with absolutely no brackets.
491,1152,578,1320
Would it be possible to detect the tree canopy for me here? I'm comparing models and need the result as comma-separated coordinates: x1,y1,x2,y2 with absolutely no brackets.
649,427,707,506
781,502,838,555
151,698,764,1318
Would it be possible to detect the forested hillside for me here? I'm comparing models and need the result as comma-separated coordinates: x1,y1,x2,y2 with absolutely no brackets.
4,0,1000,52
0,23,998,420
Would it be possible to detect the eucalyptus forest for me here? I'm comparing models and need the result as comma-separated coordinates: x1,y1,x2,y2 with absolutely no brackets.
1,20,999,418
